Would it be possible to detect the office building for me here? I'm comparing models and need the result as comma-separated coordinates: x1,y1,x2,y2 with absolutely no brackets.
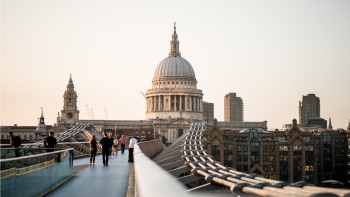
224,93,244,122
299,94,320,125
203,101,214,123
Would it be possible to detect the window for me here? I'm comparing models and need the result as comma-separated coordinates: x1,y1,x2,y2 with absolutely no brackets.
293,145,302,151
263,155,268,162
306,145,313,151
263,145,268,152
237,165,242,171
303,137,310,142
269,156,274,162
263,165,268,171
237,155,242,162
243,145,248,152
279,146,288,151
237,145,242,152
243,165,248,171
269,145,274,152
334,138,339,144
277,136,286,142
243,155,248,162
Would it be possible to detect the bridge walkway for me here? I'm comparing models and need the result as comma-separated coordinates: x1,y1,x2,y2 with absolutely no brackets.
45,150,132,197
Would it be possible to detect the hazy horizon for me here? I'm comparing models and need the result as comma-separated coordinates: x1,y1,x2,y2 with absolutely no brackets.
1,0,349,129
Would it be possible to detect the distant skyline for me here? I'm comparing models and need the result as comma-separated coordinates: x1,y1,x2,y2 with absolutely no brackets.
1,0,349,129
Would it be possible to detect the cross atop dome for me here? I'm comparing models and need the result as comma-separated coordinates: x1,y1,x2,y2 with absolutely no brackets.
169,22,181,57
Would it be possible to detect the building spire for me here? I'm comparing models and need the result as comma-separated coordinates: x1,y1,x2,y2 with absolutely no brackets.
328,117,333,130
168,22,181,57
39,107,45,124
67,73,74,90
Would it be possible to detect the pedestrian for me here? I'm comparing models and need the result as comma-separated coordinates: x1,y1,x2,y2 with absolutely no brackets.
9,131,21,157
113,136,119,156
128,136,138,162
119,135,126,154
89,135,97,165
100,132,112,166
44,131,57,152
109,134,114,156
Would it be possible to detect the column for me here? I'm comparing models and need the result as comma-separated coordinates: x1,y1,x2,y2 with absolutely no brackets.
194,97,197,112
174,95,177,111
151,97,153,111
146,97,149,112
180,95,182,111
158,96,161,111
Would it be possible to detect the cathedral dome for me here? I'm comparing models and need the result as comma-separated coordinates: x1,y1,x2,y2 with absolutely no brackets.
154,56,195,80
153,23,196,81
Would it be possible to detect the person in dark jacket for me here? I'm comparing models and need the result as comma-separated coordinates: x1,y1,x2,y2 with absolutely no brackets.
89,135,97,165
99,133,112,166
44,131,57,152
9,131,21,157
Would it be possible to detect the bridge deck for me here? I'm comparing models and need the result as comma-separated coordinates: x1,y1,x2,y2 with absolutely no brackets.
45,150,132,197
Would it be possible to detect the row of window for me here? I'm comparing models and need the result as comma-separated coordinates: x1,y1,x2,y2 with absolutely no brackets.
1,135,34,140
153,81,196,85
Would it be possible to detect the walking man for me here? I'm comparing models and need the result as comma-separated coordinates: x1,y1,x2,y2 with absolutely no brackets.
100,133,112,166
128,136,137,162
44,131,57,152
9,131,21,157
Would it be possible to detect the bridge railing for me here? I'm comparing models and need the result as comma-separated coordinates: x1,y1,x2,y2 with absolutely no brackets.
1,142,91,159
182,122,350,197
0,148,74,197
134,141,204,197
136,123,350,197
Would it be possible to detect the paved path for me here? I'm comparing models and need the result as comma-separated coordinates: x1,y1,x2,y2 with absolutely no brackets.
46,150,132,197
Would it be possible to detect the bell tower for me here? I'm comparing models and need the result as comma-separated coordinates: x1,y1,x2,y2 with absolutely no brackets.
59,74,79,126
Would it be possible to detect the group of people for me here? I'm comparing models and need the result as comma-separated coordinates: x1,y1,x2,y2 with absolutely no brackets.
9,130,138,165
8,131,57,157
89,133,137,166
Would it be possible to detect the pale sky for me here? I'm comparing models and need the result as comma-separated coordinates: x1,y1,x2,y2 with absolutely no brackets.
1,0,349,129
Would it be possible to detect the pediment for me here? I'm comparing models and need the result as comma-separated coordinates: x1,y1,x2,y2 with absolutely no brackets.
249,164,265,174
168,118,191,125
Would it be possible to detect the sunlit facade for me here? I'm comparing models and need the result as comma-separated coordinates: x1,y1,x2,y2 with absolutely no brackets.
204,119,348,185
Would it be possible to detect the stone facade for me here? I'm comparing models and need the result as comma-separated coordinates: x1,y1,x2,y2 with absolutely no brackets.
57,74,80,126
203,119,348,185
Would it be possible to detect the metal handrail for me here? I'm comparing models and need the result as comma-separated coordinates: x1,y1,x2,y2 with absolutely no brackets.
134,144,202,197
182,123,350,197
0,148,74,162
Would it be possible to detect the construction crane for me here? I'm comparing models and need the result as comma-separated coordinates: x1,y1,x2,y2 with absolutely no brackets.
91,108,95,120
86,105,92,119
103,107,108,120
140,92,146,99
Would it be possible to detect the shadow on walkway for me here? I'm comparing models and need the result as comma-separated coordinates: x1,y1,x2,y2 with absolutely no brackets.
45,150,133,197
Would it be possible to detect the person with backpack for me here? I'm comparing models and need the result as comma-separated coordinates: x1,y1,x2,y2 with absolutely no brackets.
9,131,21,157
113,135,119,156
44,131,57,152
